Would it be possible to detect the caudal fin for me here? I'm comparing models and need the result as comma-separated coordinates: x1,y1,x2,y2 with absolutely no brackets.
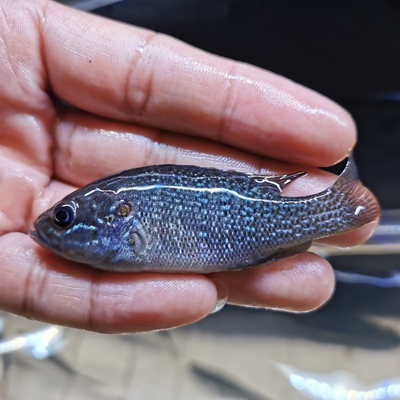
330,153,380,228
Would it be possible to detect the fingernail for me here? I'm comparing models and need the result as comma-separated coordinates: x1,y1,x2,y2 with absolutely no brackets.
210,279,229,314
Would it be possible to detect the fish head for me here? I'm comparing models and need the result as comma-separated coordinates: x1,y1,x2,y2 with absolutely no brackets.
30,189,147,268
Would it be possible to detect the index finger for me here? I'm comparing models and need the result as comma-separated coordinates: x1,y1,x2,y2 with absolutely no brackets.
39,0,355,166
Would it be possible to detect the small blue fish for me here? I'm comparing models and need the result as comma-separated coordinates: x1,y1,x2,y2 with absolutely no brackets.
30,156,379,273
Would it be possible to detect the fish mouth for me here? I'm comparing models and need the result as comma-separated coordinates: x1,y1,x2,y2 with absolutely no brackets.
29,229,52,250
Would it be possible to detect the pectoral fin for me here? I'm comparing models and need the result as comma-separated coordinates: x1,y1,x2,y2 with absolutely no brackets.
129,223,148,256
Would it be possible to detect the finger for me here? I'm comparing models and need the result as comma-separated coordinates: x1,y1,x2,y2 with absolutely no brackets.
0,154,50,234
52,109,347,186
212,252,335,312
0,232,218,333
53,109,277,185
0,1,54,173
34,1,356,166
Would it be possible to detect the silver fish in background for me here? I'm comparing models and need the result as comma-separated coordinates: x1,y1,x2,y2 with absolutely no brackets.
30,156,379,273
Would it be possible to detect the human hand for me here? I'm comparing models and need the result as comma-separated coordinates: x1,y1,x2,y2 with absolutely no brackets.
0,0,379,333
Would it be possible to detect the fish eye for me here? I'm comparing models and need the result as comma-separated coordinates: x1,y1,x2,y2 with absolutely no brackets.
52,202,77,229
116,202,131,217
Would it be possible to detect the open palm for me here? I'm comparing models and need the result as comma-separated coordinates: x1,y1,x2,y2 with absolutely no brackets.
0,0,379,333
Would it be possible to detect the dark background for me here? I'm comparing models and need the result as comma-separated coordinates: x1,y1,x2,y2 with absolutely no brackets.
94,0,400,209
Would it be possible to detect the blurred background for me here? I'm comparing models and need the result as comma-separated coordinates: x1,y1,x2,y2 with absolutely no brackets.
1,1,400,399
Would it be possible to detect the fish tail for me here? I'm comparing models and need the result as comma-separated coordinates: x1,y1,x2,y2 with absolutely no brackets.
330,152,380,227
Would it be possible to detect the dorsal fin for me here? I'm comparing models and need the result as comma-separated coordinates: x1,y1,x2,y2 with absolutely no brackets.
250,171,307,194
331,151,358,187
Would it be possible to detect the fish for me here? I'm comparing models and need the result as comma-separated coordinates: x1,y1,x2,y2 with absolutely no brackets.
30,155,379,273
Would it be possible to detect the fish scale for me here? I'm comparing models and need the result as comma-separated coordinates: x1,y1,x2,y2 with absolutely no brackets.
30,156,379,273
